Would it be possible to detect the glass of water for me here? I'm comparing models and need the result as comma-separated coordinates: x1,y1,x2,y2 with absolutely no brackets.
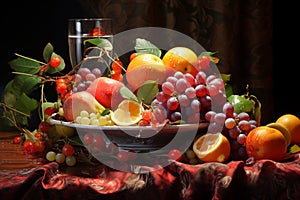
68,18,113,72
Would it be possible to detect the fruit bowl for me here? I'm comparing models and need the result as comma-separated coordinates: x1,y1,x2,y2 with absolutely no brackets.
49,116,209,151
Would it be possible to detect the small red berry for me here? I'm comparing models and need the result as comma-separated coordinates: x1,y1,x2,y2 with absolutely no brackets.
142,110,152,121
111,72,123,82
83,133,94,145
13,136,21,144
38,121,51,133
34,132,43,139
62,144,75,156
138,119,150,126
130,52,138,61
34,140,45,153
56,82,67,94
168,149,182,161
117,150,129,162
111,59,123,74
23,140,36,154
49,56,61,68
198,56,210,71
45,107,56,116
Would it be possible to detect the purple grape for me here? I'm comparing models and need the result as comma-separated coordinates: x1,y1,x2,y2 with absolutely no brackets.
223,102,234,118
162,82,175,95
170,112,182,122
175,78,189,93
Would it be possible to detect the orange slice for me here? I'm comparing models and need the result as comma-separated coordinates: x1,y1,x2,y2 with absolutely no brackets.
193,133,231,163
111,99,143,126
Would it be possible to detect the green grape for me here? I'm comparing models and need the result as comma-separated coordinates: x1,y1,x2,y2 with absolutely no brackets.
80,116,91,125
55,153,66,163
65,155,77,166
75,116,82,123
189,158,199,165
105,114,111,120
46,151,56,161
90,118,99,125
98,116,108,126
89,112,97,119
107,120,115,126
80,110,89,117
185,149,196,160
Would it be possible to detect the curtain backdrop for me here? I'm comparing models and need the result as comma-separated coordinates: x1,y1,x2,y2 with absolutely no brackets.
79,0,273,124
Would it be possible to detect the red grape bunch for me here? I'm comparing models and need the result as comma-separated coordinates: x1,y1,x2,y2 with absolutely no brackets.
72,67,102,92
149,69,260,162
150,70,227,125
204,102,259,161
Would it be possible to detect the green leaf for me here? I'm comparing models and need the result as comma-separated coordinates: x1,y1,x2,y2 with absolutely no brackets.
198,51,216,58
134,38,162,57
46,53,66,74
2,81,16,105
101,108,111,116
119,86,138,102
249,94,262,126
221,73,233,97
137,80,159,105
224,84,233,98
43,43,54,62
83,38,113,51
14,93,39,116
221,73,231,83
13,75,40,95
227,94,253,114
15,112,29,127
8,57,40,74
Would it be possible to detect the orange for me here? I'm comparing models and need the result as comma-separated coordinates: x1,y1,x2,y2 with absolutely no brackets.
86,77,125,110
245,126,287,161
275,114,300,145
125,53,168,92
111,99,144,126
162,47,198,77
192,133,231,163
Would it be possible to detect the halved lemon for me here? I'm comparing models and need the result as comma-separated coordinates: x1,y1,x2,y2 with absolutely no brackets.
266,122,291,147
111,99,143,126
193,133,231,163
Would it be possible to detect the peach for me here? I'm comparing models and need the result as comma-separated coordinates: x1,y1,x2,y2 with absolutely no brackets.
63,91,105,122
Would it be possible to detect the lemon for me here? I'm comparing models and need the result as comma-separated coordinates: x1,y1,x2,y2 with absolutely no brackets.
111,99,143,126
266,122,291,147
162,47,198,76
193,133,231,163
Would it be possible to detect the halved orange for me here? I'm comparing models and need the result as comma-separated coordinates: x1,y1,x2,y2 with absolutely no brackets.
193,133,231,163
111,99,143,126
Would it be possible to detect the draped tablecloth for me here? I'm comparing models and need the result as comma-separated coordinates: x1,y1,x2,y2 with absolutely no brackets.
1,152,300,200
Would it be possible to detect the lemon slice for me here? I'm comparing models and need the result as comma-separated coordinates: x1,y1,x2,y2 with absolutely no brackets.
193,133,231,163
111,99,143,126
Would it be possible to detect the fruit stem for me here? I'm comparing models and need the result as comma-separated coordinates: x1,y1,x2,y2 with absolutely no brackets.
14,53,47,65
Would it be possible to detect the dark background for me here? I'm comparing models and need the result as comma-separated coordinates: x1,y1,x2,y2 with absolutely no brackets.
0,0,298,123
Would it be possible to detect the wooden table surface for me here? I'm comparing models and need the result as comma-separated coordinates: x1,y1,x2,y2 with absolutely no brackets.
0,131,45,170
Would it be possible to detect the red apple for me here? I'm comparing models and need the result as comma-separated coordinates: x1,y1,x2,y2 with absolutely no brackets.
86,77,125,110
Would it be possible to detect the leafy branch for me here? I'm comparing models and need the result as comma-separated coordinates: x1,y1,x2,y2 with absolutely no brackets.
0,43,66,130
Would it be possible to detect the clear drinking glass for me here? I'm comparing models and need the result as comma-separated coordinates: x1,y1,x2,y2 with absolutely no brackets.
68,18,113,72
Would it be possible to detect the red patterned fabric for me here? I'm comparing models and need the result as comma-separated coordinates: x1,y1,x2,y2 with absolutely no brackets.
1,153,300,200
